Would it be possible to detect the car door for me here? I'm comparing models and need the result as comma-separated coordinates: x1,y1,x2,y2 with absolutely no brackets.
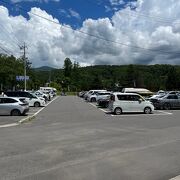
178,96,180,108
117,95,131,112
0,98,6,115
0,98,16,115
130,95,145,112
167,95,178,108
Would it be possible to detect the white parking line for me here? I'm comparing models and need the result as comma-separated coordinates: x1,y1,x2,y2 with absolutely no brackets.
0,123,18,129
89,103,97,108
89,103,110,113
111,113,172,117
88,103,173,117
19,96,59,124
156,110,173,115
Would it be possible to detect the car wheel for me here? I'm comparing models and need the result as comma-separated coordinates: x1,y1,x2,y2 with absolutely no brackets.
11,109,21,116
144,107,152,114
114,107,122,115
163,103,171,110
91,97,96,102
34,102,40,107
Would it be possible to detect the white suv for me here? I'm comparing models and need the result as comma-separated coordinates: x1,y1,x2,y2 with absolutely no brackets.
109,93,154,115
86,90,107,102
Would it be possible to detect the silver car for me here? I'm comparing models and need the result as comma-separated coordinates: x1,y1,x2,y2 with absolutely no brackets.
0,97,29,116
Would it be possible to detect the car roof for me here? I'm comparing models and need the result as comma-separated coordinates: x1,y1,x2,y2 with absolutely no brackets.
112,92,141,95
0,96,20,100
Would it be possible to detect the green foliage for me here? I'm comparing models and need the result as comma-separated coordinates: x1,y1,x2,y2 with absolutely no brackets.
0,55,180,92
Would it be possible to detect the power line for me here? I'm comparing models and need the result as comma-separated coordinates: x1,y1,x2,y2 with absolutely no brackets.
0,6,32,50
0,26,20,51
0,0,180,56
0,44,13,55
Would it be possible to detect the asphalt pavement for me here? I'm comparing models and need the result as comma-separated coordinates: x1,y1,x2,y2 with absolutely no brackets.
0,96,180,180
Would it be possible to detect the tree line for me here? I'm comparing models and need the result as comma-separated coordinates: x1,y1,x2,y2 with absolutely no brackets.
0,55,180,92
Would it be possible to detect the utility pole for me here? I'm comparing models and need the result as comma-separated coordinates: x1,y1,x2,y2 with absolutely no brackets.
20,43,28,91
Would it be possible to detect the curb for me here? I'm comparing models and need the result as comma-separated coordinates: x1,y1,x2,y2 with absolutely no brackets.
18,96,59,124
18,114,36,124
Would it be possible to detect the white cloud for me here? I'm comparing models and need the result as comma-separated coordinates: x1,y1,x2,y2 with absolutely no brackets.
109,0,125,6
69,9,81,20
1,0,180,68
58,8,81,20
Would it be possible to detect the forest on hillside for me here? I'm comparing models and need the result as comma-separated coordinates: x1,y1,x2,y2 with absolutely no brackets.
0,55,180,92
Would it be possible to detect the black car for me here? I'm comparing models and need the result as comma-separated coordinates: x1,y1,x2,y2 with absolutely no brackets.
4,91,32,98
97,99,110,108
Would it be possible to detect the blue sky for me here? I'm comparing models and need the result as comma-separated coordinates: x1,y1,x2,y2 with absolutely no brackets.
2,0,136,28
0,0,180,67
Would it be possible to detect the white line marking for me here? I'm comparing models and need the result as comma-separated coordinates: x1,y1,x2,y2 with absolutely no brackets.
88,102,173,118
111,113,172,117
19,96,59,124
99,108,109,113
89,103,97,108
157,110,173,115
0,123,18,128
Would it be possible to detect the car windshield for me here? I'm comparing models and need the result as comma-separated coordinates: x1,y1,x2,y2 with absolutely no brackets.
30,93,37,98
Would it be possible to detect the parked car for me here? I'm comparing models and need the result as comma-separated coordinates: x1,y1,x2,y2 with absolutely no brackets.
34,91,48,102
84,90,107,100
96,92,111,107
0,97,29,116
78,91,87,98
96,92,111,101
109,92,154,115
150,94,180,110
28,93,46,107
86,90,107,101
4,91,45,107
40,90,51,101
149,90,166,100
97,99,110,108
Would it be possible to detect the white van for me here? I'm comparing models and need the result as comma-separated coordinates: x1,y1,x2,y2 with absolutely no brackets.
122,88,153,97
109,92,154,115
39,87,57,92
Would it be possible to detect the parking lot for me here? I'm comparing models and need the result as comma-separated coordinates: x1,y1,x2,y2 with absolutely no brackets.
0,96,180,180
0,96,58,127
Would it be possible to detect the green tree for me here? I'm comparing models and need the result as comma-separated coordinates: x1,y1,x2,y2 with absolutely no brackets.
63,58,72,77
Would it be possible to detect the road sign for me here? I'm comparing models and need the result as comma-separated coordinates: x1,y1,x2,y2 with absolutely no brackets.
16,76,29,81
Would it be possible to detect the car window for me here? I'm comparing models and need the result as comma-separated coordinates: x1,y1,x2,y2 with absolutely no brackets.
117,95,129,100
167,95,178,99
30,94,37,99
1,98,18,103
19,98,27,103
5,91,16,97
131,95,141,101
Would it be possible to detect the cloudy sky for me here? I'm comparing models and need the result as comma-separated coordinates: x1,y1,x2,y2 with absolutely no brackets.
0,0,180,68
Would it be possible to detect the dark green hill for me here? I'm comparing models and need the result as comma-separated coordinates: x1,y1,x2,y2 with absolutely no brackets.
34,66,56,71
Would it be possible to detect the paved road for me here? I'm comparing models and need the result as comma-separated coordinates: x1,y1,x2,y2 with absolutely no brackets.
0,96,180,180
